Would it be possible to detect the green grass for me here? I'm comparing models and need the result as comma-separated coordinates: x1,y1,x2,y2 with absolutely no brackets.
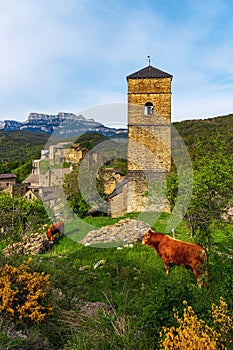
0,216,233,349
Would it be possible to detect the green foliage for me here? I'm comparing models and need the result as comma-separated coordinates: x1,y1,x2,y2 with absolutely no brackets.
63,166,91,218
68,191,91,218
0,130,48,165
186,141,233,247
168,116,233,247
173,114,233,166
103,158,127,175
0,130,49,182
38,159,50,174
166,168,178,209
12,161,32,183
63,162,111,217
0,193,49,243
74,132,109,150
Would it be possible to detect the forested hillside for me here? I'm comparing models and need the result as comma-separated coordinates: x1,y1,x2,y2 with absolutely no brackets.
0,130,49,181
0,114,232,179
0,130,49,165
173,113,233,162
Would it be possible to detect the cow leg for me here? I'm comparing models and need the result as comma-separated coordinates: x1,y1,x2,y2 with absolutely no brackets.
193,267,204,288
58,224,64,239
164,261,169,275
58,229,64,240
198,267,208,288
197,275,203,288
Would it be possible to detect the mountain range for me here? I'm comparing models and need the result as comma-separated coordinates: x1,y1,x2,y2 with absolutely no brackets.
0,112,127,137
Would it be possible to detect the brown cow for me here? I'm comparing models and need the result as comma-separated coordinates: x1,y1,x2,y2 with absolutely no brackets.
46,221,64,242
142,230,208,287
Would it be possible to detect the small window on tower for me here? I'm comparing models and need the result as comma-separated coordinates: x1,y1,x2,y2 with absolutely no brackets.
144,102,153,116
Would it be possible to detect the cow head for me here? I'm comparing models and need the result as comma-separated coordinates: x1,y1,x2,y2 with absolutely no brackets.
142,230,153,245
46,227,55,242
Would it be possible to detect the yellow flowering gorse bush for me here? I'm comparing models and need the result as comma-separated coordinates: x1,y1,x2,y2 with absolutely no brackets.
160,298,233,350
0,259,53,323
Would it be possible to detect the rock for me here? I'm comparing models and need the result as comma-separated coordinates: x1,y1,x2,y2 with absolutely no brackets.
81,218,151,246
3,233,50,256
79,266,89,271
77,300,111,319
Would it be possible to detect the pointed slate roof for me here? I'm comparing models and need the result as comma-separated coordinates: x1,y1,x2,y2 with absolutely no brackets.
126,65,173,80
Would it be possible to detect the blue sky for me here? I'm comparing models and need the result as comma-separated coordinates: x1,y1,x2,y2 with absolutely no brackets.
0,0,233,128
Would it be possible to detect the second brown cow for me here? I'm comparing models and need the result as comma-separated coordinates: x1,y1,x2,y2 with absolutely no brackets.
142,230,208,287
46,221,64,242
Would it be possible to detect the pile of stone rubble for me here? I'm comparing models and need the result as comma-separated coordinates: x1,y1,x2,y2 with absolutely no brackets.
3,233,50,256
81,218,151,246
3,218,152,255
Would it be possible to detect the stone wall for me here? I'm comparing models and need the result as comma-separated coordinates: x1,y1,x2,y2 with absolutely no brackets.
109,182,128,217
127,171,147,213
127,77,172,122
99,168,125,195
65,144,89,164
128,125,171,172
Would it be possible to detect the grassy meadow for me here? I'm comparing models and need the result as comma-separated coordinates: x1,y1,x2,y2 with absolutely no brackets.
0,214,232,349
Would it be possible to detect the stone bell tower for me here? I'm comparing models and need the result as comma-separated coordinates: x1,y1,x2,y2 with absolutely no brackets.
126,62,173,213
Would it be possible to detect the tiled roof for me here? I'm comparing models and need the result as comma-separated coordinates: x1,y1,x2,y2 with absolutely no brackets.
0,173,17,179
127,65,173,80
23,174,39,184
53,168,71,177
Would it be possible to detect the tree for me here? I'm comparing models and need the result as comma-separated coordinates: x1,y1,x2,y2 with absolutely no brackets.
63,165,91,218
186,141,233,247
0,193,49,243
74,132,109,150
167,139,233,247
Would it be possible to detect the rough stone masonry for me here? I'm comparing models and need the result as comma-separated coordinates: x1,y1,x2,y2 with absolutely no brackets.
81,218,151,246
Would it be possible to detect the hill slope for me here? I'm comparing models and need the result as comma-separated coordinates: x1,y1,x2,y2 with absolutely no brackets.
0,130,49,164
0,113,232,169
173,114,233,159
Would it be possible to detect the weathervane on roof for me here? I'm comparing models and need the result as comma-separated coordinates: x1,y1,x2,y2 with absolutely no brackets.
147,55,152,66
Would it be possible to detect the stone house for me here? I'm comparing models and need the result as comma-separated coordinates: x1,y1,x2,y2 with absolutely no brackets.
65,143,89,164
49,142,72,162
23,173,39,188
24,188,41,201
39,168,71,188
0,173,17,191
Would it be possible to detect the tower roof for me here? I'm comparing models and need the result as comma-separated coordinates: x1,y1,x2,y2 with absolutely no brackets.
126,65,173,80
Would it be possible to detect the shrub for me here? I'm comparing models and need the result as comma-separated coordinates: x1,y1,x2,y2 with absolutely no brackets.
0,259,52,323
160,298,233,349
